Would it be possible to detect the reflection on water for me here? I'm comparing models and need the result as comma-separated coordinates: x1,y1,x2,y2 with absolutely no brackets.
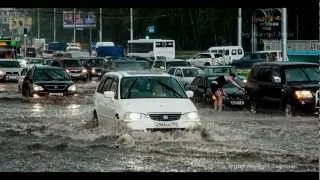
31,103,44,116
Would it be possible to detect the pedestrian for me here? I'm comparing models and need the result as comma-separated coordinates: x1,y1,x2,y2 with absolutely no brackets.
210,73,244,112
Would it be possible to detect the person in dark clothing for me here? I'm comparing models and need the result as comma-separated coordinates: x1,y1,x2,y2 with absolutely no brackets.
210,73,244,111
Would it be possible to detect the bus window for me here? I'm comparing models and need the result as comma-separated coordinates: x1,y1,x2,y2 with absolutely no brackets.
225,50,229,55
237,49,243,55
210,50,217,53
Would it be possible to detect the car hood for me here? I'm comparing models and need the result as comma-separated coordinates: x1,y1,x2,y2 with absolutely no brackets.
119,98,197,114
35,81,74,86
287,82,320,92
223,87,244,96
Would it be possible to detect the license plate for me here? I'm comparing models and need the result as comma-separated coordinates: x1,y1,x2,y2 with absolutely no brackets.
8,75,18,80
49,93,63,96
70,73,81,77
154,121,178,128
231,100,244,105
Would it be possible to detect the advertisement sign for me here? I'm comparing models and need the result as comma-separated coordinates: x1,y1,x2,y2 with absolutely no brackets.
8,17,32,30
63,11,96,28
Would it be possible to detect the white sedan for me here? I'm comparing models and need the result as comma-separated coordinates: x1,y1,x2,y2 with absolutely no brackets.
92,71,201,132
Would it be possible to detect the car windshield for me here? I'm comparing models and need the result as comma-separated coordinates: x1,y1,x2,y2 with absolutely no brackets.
201,67,233,75
62,60,81,68
120,76,187,99
109,61,148,71
182,68,204,77
284,66,320,83
86,59,104,67
0,61,20,68
27,58,43,64
34,68,71,81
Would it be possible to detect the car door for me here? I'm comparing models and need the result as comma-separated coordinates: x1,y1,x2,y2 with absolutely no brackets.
266,66,283,108
174,68,184,86
187,77,201,94
106,77,119,121
95,77,113,123
256,66,274,108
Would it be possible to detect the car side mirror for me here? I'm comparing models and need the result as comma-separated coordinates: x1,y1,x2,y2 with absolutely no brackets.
272,76,281,83
103,91,115,100
186,90,194,98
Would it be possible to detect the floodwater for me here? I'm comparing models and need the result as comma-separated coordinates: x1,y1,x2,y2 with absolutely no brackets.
0,81,318,172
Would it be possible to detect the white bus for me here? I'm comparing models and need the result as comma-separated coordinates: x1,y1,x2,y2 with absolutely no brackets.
127,39,175,60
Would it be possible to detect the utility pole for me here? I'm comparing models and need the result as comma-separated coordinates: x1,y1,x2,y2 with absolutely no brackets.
281,8,287,61
73,8,76,43
130,8,133,40
53,8,56,42
237,8,242,46
99,8,102,42
37,8,40,39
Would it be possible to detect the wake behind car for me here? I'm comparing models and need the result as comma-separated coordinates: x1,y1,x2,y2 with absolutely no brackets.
92,71,201,132
245,62,320,117
0,59,21,82
21,65,77,99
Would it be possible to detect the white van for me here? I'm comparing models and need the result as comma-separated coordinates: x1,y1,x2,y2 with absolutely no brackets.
208,46,244,62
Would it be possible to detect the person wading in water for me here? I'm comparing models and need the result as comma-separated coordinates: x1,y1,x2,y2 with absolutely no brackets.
210,73,244,112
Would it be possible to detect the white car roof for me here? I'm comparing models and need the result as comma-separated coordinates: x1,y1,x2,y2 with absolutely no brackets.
168,66,200,69
105,71,171,78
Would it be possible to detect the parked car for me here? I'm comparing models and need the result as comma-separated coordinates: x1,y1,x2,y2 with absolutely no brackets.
21,65,77,99
167,66,205,88
0,59,21,82
45,58,89,82
245,62,320,117
186,74,245,107
92,71,201,131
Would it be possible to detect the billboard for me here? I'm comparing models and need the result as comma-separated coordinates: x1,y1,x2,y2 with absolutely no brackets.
63,11,96,28
8,17,32,30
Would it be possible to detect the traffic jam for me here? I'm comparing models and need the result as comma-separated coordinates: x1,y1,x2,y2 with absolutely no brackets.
0,38,319,171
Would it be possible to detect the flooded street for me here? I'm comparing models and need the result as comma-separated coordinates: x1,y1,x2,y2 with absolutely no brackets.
0,82,318,172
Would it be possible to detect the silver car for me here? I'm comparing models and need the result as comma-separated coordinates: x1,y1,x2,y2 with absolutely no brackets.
167,66,205,88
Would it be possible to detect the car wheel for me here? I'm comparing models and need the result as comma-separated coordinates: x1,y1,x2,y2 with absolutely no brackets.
284,103,295,118
249,99,257,114
92,110,99,127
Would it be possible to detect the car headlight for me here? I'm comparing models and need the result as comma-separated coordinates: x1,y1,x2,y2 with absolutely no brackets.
82,69,87,73
33,84,44,91
243,79,247,83
181,112,200,121
68,84,77,91
92,68,96,73
66,69,70,73
295,90,313,99
124,112,147,121
0,70,4,76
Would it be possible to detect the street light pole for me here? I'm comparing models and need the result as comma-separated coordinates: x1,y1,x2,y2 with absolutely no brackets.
54,8,56,42
24,34,27,58
130,8,133,40
281,8,287,61
73,8,76,43
237,8,242,46
99,8,102,42
37,8,40,39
